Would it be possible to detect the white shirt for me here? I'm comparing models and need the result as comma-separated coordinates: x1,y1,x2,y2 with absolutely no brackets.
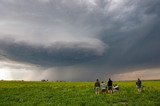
101,83,106,89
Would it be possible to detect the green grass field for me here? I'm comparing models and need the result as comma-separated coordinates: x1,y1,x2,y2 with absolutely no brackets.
0,81,160,106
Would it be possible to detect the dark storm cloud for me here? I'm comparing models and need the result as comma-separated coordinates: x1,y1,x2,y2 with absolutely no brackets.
0,0,160,81
93,0,160,71
0,38,107,67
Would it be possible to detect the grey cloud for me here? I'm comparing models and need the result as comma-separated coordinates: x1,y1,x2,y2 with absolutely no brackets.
0,0,160,81
97,0,160,67
0,38,107,67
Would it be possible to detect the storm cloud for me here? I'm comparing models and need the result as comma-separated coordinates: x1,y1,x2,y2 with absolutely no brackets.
0,0,160,81
0,38,107,66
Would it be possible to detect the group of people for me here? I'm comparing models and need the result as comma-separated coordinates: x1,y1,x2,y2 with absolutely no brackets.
94,78,143,94
94,78,119,94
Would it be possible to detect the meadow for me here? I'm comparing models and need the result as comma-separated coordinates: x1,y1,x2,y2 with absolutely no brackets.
0,81,160,106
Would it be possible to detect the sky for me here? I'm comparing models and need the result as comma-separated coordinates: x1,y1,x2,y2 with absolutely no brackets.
0,0,160,81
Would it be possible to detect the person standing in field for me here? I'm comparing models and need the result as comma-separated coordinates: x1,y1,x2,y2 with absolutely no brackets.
95,79,100,94
101,81,106,94
108,78,113,94
136,78,142,92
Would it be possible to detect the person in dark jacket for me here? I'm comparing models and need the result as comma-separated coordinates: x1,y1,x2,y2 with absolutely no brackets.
136,78,142,92
108,78,113,94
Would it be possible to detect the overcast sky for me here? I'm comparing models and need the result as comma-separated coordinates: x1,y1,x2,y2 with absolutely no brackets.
0,0,160,81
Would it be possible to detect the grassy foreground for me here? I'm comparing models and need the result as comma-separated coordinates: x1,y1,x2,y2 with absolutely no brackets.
0,81,160,106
